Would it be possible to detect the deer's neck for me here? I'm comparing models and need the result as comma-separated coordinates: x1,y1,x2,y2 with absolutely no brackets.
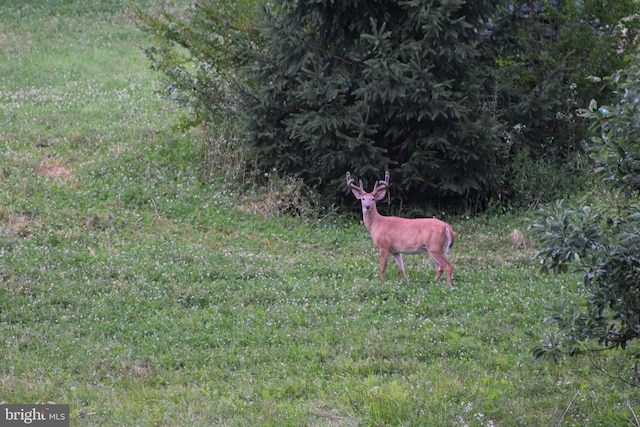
362,204,381,233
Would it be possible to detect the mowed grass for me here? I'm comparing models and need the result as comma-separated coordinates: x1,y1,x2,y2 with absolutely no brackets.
1,1,639,425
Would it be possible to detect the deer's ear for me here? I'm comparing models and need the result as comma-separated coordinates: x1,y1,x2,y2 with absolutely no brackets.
350,179,365,199
373,186,387,201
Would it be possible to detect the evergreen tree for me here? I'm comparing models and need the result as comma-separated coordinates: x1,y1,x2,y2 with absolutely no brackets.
241,0,505,210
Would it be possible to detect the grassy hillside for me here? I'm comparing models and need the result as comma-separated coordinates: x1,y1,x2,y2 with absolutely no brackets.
0,1,638,425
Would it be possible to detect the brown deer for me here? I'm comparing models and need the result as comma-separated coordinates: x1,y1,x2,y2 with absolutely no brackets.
347,171,455,287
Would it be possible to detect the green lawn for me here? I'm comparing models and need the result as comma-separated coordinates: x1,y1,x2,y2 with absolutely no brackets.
1,1,638,425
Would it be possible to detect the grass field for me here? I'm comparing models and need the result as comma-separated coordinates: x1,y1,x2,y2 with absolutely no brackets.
1,1,639,425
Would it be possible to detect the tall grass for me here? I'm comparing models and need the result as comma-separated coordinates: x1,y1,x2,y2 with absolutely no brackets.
0,1,638,426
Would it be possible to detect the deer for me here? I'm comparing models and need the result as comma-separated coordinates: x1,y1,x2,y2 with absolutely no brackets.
346,171,455,287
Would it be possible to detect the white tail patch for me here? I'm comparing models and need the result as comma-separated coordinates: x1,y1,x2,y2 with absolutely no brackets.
444,227,453,255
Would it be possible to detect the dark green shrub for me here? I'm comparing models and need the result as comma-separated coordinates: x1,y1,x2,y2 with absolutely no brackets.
489,0,640,208
529,57,640,381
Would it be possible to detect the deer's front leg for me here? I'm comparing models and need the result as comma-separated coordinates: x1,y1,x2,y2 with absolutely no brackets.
392,253,409,284
378,248,389,279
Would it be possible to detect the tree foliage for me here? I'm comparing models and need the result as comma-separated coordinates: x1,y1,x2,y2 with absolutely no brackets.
127,0,263,126
529,57,640,379
241,0,505,210
488,0,640,205
490,0,640,153
129,0,640,212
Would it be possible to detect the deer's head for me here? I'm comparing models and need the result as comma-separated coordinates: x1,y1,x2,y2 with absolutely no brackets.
346,171,389,214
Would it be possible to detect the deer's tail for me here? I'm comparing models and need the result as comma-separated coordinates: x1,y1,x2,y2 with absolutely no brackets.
444,226,454,255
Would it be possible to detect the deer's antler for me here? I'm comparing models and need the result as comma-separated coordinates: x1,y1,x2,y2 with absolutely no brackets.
373,171,389,193
346,172,364,191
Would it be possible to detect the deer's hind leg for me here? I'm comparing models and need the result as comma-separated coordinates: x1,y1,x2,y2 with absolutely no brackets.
428,251,453,287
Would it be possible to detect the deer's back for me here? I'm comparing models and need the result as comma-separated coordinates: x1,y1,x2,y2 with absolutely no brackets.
368,216,452,253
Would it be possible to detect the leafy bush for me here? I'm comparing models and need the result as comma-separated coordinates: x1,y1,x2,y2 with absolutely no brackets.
530,192,640,369
127,0,264,181
582,88,640,194
128,0,262,125
529,57,640,380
